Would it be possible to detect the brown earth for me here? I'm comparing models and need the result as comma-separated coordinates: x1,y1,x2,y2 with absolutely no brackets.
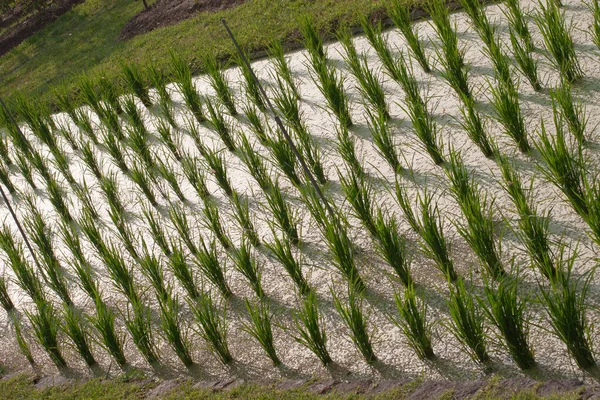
0,0,83,57
118,0,246,41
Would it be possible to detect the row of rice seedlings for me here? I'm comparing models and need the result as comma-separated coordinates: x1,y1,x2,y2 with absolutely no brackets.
0,162,16,194
335,126,363,178
0,226,46,304
332,284,377,364
63,305,97,368
550,79,587,145
457,94,494,158
482,275,535,369
373,209,413,287
243,299,280,366
203,199,233,250
339,168,376,236
192,292,233,365
234,49,265,111
205,98,236,152
534,0,583,83
267,40,300,99
121,62,153,107
0,275,15,312
417,192,458,282
267,129,302,187
244,104,271,146
231,239,264,299
203,147,234,196
509,29,542,91
338,26,389,119
426,0,471,99
129,161,159,207
168,245,202,301
168,204,199,255
101,129,130,173
147,63,172,105
237,132,273,192
195,237,233,298
90,293,128,369
503,0,534,52
292,289,332,365
180,153,211,200
394,54,445,165
156,120,182,162
309,54,353,128
170,53,206,123
387,0,431,72
445,277,489,363
23,203,73,306
266,233,311,296
264,179,300,246
203,54,237,115
489,77,530,153
26,302,67,368
156,158,186,202
230,191,260,247
366,109,402,173
391,283,434,360
539,250,596,369
445,151,505,279
298,15,326,66
158,291,195,367
125,295,160,366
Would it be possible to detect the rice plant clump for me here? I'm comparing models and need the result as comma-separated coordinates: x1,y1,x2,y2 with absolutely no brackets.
125,296,160,366
504,0,533,52
339,168,377,237
267,40,300,99
264,181,299,246
230,240,264,299
168,245,201,301
489,78,530,153
192,292,233,365
243,300,281,366
298,15,326,65
205,98,236,152
292,289,332,366
90,295,128,369
121,63,152,107
366,108,402,173
194,237,233,298
457,93,494,158
171,52,205,122
0,275,15,312
159,293,195,367
509,28,541,91
203,199,233,250
27,302,67,369
550,79,587,145
266,234,310,296
387,0,430,72
535,0,583,82
373,209,413,287
203,54,237,115
63,306,97,367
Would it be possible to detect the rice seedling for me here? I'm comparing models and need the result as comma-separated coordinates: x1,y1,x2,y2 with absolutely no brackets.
504,0,533,52
98,76,123,114
292,289,331,365
264,180,299,246
481,28,513,88
0,135,11,166
535,118,587,217
550,79,587,145
203,199,233,250
417,192,457,282
590,0,600,50
230,191,260,247
0,275,14,312
359,15,402,83
366,108,402,173
78,75,102,116
138,248,170,303
535,0,582,82
238,132,272,192
29,149,52,184
205,98,236,152
489,79,530,153
100,173,125,215
101,242,138,303
339,168,376,237
335,125,363,177
101,130,129,172
156,119,182,162
158,100,178,130
234,48,265,111
194,237,232,298
458,0,492,44
122,62,152,107
141,207,171,257
267,39,300,99
332,284,377,364
298,14,326,65
202,54,237,115
509,29,542,91
127,126,154,169
446,277,489,363
168,204,199,255
63,305,97,367
98,102,124,140
159,292,195,367
0,104,32,156
168,245,201,301
54,84,80,125
147,63,172,105
125,296,160,366
15,97,58,151
56,120,80,151
387,0,431,72
243,104,270,145
231,240,264,299
203,148,233,196
46,175,74,224
445,152,505,280
457,94,494,157
391,283,434,360
50,147,76,188
156,158,186,202
185,117,209,157
80,141,103,180
0,163,16,194
15,151,36,189
129,162,158,207
90,294,128,369
310,58,352,128
266,233,310,296
79,209,108,256
481,275,535,369
582,173,600,247
373,209,413,287
27,302,67,368
243,299,281,366
123,95,146,133
192,292,233,365
180,154,210,200
539,249,595,369
24,207,73,306
268,131,302,187
74,108,97,143
170,52,205,123
13,315,35,365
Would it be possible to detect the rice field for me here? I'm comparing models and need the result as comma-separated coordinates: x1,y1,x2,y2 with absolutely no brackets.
1,0,600,385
